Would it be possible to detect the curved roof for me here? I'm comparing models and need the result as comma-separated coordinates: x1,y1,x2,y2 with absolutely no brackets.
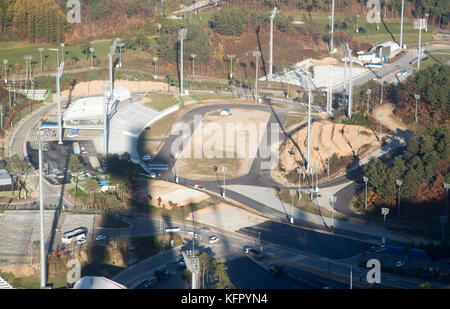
73,276,127,289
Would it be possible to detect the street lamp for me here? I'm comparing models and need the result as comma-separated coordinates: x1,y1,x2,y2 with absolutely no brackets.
355,14,359,33
396,179,403,217
329,195,337,232
38,48,44,72
341,43,354,118
269,7,278,79
174,153,180,184
366,88,372,115
227,54,236,79
399,0,405,48
297,167,305,191
179,27,188,95
60,43,65,64
222,166,227,199
89,48,95,68
153,57,159,79
290,189,296,224
414,94,420,123
363,176,369,211
252,51,261,103
2,59,7,83
191,54,196,78
330,0,335,52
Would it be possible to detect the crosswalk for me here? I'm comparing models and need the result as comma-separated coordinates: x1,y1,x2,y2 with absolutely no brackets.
0,276,13,289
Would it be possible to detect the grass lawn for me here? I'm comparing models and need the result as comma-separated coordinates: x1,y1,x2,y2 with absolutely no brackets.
145,94,178,111
180,155,242,178
285,114,305,129
191,94,235,101
419,52,450,70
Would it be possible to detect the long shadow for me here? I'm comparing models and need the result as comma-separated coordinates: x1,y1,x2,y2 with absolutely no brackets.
380,15,397,43
255,25,268,77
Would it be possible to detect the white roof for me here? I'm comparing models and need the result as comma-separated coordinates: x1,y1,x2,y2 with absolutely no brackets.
64,87,131,121
73,276,127,289
0,169,11,186
373,41,400,51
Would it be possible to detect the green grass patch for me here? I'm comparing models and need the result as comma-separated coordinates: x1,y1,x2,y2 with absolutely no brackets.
180,156,242,178
285,114,305,129
145,94,178,111
419,53,450,70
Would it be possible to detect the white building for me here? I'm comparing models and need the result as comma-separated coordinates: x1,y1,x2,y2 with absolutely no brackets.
371,41,401,58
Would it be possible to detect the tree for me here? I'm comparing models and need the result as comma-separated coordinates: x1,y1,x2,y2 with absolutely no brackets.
84,178,100,208
6,154,30,197
81,40,92,60
69,154,83,207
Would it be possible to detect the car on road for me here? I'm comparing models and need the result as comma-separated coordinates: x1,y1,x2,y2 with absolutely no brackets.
95,234,107,241
395,261,405,268
142,154,152,161
375,246,386,253
193,184,205,190
200,226,210,231
209,236,218,244
76,237,87,245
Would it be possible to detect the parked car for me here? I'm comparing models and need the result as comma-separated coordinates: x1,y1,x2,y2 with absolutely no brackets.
209,236,218,244
193,184,205,190
95,234,107,241
395,261,405,268
76,237,87,245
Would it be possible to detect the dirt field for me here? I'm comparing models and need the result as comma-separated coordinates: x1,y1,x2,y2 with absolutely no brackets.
134,179,209,207
55,80,174,102
310,57,340,66
373,103,408,132
0,264,37,277
279,120,381,174
176,108,271,180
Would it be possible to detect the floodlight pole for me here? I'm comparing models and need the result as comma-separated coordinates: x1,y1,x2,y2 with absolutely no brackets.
269,7,278,79
153,57,159,79
417,20,423,71
179,28,187,95
191,54,196,78
60,43,65,64
348,51,353,118
414,94,420,123
56,62,64,145
366,88,372,114
330,0,335,52
228,55,235,79
399,0,405,48
38,130,46,288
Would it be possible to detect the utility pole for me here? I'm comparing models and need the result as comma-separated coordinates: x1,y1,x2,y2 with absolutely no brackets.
227,54,235,79
56,61,64,145
38,130,46,288
363,176,369,211
414,94,420,123
179,28,187,95
153,57,159,79
38,48,44,72
191,54,196,78
253,51,261,103
399,0,405,48
269,7,278,79
396,179,403,217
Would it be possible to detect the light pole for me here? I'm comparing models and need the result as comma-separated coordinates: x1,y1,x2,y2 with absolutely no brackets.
179,27,187,95
89,48,95,68
342,43,353,118
330,0,335,52
366,88,372,115
327,146,332,177
399,0,405,48
363,176,369,211
296,167,304,190
396,179,403,217
60,43,65,64
290,189,296,224
118,43,125,68
227,54,235,79
253,51,261,103
2,59,7,83
56,61,64,145
330,195,336,232
379,80,384,105
37,129,46,288
222,167,227,199
174,153,180,184
298,68,313,173
158,24,162,38
355,126,360,156
269,7,278,79
191,54,196,78
153,57,158,79
314,161,320,193
38,48,44,72
356,14,359,33
414,94,420,123
443,183,449,217
381,207,389,227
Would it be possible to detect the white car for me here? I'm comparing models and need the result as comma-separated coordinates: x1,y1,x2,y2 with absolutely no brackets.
76,237,87,245
95,234,107,241
209,236,218,244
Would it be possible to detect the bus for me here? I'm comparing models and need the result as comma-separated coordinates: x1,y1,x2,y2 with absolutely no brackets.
364,63,383,68
165,227,180,233
62,227,88,244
